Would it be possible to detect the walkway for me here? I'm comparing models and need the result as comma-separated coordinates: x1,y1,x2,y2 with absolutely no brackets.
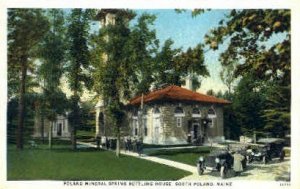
76,141,290,181
77,141,197,174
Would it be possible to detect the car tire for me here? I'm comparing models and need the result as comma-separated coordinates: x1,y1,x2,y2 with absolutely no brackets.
220,165,227,179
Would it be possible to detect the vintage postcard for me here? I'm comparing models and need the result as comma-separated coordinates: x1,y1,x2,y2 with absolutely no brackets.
1,0,300,189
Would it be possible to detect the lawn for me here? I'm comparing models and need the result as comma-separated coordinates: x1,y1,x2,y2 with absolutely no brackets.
148,147,213,166
7,145,191,180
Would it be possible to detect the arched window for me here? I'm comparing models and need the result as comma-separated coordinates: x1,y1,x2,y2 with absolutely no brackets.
175,107,184,114
208,108,216,118
132,109,138,118
153,107,161,118
153,107,160,114
192,108,201,118
174,107,185,117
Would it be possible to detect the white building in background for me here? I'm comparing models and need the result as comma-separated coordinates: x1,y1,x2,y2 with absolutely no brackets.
33,114,71,138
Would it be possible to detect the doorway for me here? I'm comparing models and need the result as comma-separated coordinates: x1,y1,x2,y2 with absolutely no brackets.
57,123,62,136
192,123,199,139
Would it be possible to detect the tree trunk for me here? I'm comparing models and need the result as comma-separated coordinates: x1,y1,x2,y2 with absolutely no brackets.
41,114,45,144
71,124,77,150
116,126,120,157
49,121,52,149
16,57,27,150
71,94,78,151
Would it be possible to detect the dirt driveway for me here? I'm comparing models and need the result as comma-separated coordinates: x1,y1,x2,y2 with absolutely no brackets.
180,158,290,181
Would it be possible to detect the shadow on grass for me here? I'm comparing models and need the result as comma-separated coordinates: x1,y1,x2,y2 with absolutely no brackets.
146,147,212,156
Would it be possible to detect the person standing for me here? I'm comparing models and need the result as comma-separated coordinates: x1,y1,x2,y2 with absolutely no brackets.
233,151,245,176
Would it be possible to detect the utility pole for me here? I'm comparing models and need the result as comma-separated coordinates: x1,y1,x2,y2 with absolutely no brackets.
140,93,144,142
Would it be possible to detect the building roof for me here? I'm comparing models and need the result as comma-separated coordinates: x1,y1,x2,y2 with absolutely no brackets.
128,85,231,106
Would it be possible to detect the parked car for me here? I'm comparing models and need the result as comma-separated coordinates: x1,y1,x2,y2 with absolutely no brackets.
247,138,285,164
197,149,246,178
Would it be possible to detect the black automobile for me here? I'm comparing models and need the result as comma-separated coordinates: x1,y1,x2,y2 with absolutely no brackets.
197,150,234,178
247,138,285,164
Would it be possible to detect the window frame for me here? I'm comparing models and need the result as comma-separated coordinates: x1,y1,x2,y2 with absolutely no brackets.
176,117,182,127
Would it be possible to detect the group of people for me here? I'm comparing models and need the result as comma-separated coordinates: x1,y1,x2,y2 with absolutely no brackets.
124,136,143,156
95,136,117,150
95,136,143,156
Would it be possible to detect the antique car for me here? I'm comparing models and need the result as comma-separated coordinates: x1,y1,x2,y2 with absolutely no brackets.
247,138,285,164
197,149,246,178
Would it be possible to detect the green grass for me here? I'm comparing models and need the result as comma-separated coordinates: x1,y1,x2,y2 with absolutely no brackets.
7,145,191,180
148,147,213,166
76,130,95,141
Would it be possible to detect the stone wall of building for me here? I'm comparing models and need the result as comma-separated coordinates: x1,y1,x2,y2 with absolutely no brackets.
127,102,226,145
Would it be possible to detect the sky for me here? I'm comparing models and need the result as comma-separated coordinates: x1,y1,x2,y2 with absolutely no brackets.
131,9,230,94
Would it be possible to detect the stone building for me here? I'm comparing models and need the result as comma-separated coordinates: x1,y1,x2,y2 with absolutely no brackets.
33,114,71,138
95,85,230,145
127,85,230,145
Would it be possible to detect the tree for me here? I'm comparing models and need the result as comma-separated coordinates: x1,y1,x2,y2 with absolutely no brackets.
92,10,136,157
66,9,94,150
232,74,266,138
153,39,182,88
8,9,49,149
220,63,237,95
202,10,290,135
206,89,215,96
153,40,209,90
261,79,290,137
126,13,159,95
37,9,68,147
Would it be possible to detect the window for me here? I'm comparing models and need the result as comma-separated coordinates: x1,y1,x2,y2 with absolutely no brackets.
133,109,138,117
153,107,161,118
174,107,185,117
153,107,160,114
175,107,184,114
174,107,184,127
176,117,182,127
192,108,201,118
208,108,216,118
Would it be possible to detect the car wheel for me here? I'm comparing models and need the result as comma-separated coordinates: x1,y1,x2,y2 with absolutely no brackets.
220,165,227,179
